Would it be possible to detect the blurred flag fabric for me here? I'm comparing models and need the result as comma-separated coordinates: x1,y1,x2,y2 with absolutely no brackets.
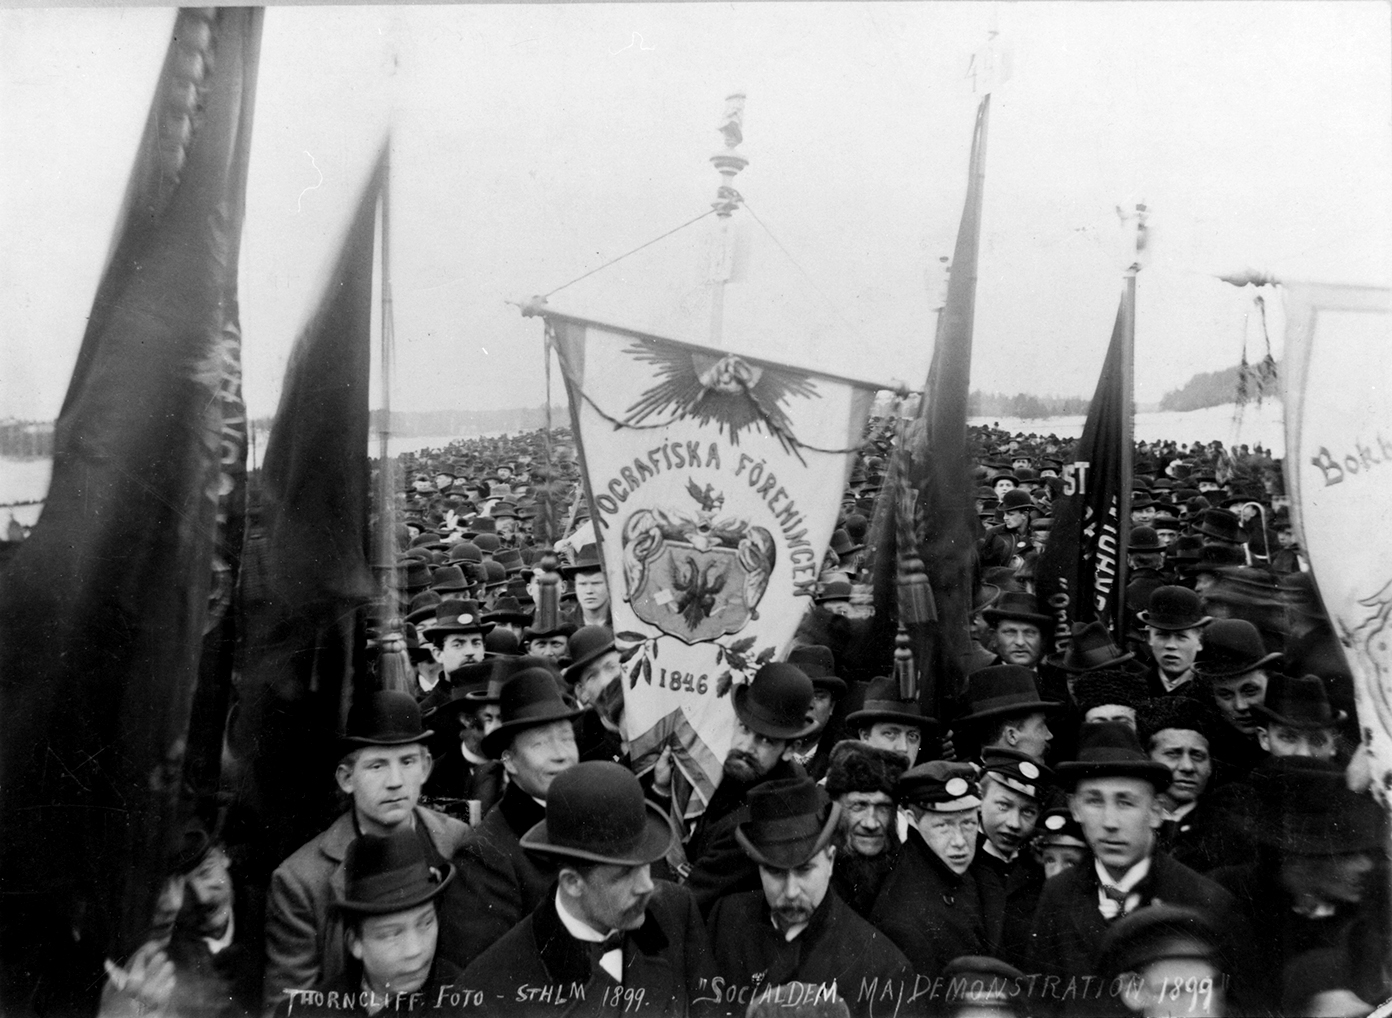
0,7,262,1008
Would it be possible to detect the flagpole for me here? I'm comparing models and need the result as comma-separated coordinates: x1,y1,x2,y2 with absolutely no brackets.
708,92,748,349
1115,204,1145,641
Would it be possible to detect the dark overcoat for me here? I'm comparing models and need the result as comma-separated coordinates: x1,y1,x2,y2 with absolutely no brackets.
868,830,986,981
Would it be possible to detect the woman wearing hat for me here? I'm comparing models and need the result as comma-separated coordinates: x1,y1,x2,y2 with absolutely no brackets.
461,763,717,1016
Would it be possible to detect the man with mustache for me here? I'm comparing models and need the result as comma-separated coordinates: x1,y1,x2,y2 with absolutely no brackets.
682,663,816,917
824,741,906,918
707,777,915,1018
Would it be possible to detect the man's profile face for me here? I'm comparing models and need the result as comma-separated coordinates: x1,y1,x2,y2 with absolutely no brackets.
1147,627,1202,679
568,862,655,933
979,778,1040,857
337,745,430,832
433,633,485,671
1209,671,1267,734
993,621,1043,668
725,721,787,782
837,791,895,858
348,902,438,996
860,722,922,768
806,689,835,732
574,571,610,614
913,806,978,875
1005,712,1052,760
1069,776,1161,879
1258,722,1335,760
577,650,622,709
502,720,578,798
758,846,835,930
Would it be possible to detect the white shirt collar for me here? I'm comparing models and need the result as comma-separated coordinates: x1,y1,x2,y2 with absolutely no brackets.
201,911,234,955
1095,855,1151,919
770,914,810,942
555,890,622,982
1157,669,1193,694
460,742,489,766
1165,800,1198,824
983,839,1018,865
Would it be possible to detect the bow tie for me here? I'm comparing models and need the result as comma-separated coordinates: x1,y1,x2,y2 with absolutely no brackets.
589,931,622,958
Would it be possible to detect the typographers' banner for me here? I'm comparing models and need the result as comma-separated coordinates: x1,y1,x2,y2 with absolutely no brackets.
550,315,876,811
1284,282,1392,802
1035,281,1134,652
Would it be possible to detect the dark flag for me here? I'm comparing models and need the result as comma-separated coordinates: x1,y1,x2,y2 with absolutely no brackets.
903,94,991,717
227,151,385,881
0,6,262,1007
1035,280,1136,653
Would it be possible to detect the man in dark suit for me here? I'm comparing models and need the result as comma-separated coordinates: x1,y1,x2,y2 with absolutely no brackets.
449,666,581,967
707,777,917,1018
785,644,847,782
1027,723,1242,1018
562,625,626,766
419,663,505,821
681,663,816,915
461,762,716,1017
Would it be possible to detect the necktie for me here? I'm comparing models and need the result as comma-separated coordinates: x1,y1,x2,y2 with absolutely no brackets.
589,932,623,981
1100,883,1131,919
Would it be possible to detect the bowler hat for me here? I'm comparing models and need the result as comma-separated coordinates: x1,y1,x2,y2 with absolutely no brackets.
1129,526,1162,552
521,762,673,866
814,580,852,604
562,625,616,685
560,543,603,578
428,599,494,636
1194,508,1247,545
955,665,1062,726
1194,618,1280,677
1251,673,1346,730
734,777,840,869
448,541,483,564
982,591,1052,629
999,488,1035,512
898,760,982,812
733,663,817,741
402,560,434,592
342,691,433,751
1137,586,1211,632
472,533,501,554
829,529,863,557
430,564,472,594
1099,905,1221,978
522,620,577,643
1045,620,1136,673
786,644,847,697
481,668,583,758
335,829,454,916
845,676,938,732
483,596,532,626
1055,721,1171,791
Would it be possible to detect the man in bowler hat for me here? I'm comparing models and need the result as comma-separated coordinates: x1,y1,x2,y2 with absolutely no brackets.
462,762,717,1016
1138,587,1211,698
707,777,917,1018
263,693,470,1011
786,644,849,781
682,662,817,916
451,667,582,966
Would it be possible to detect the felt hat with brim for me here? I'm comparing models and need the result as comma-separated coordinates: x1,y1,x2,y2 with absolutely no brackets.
829,529,864,556
472,533,502,554
735,777,841,869
1056,721,1172,791
981,591,1052,629
405,592,443,627
334,829,454,916
733,663,818,741
428,599,494,636
560,543,603,578
786,644,847,697
340,691,434,753
1194,618,1281,677
481,667,584,758
1099,905,1221,979
430,564,472,594
464,655,557,706
484,627,521,657
483,596,532,626
402,560,434,591
999,488,1035,512
1194,508,1247,544
956,665,1062,726
814,581,852,604
1251,673,1346,729
493,548,524,575
1137,586,1211,632
448,541,483,564
1046,620,1136,673
522,620,577,643
1129,526,1162,552
521,761,673,866
972,583,1003,615
562,626,616,684
846,676,938,732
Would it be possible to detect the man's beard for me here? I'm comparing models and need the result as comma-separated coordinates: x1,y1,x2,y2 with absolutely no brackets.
723,750,768,784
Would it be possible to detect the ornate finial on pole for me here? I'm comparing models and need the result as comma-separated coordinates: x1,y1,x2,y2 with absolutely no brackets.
1119,202,1148,276
710,92,748,217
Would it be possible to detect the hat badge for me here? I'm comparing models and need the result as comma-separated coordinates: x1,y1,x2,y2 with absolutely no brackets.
1019,761,1039,780
1045,814,1066,830
457,613,474,624
945,777,969,797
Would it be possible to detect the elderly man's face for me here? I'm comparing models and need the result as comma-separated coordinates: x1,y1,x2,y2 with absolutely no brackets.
837,791,895,858
565,862,655,934
1148,627,1202,679
759,846,836,932
993,621,1043,668
502,720,578,799
1210,671,1268,734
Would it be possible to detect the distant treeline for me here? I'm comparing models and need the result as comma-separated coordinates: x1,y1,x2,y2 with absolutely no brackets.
251,404,570,439
967,391,1091,419
1158,361,1279,412
0,421,53,458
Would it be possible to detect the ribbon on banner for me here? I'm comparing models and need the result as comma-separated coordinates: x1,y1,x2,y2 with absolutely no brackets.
1283,282,1392,803
548,314,878,814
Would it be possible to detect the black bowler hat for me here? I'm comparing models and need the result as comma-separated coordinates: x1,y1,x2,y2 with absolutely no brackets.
520,762,673,866
1251,673,1346,730
733,663,817,741
786,644,847,698
522,620,577,643
999,488,1035,512
956,666,1062,726
341,691,433,751
1046,620,1136,673
1138,586,1211,632
562,625,616,685
845,676,938,732
335,829,454,916
1056,721,1171,792
982,591,1052,629
1194,618,1280,677
484,595,533,627
1129,526,1162,552
1193,507,1247,545
735,777,840,869
481,667,583,758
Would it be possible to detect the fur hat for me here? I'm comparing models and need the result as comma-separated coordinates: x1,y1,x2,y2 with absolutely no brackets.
824,740,907,801
1137,696,1220,747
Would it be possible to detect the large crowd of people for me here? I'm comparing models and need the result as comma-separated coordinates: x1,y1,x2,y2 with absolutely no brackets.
95,422,1386,1018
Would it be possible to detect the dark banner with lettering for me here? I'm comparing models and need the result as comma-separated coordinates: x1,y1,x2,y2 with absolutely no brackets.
1035,281,1134,654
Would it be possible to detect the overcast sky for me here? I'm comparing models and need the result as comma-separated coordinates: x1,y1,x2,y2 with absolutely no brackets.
2,2,1388,421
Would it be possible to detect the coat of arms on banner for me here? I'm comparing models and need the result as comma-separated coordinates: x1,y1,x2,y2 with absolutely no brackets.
621,479,776,644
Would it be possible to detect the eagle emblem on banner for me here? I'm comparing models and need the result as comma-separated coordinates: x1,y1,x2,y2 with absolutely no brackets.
621,479,776,644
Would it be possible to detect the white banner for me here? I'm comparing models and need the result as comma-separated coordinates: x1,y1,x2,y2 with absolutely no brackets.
550,316,876,812
1283,282,1392,801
